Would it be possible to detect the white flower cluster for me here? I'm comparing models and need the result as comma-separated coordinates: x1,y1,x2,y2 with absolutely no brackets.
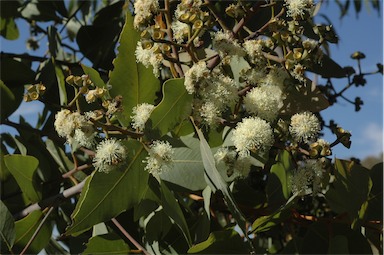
243,39,267,65
135,42,163,77
198,74,239,126
54,109,96,148
244,85,284,122
214,147,252,178
184,61,210,94
260,67,289,89
290,111,320,143
291,63,306,82
231,117,274,157
105,100,119,116
144,140,175,175
212,31,245,57
240,67,266,85
131,103,155,131
174,0,203,19
285,0,314,19
172,20,190,44
133,0,160,29
291,159,323,196
93,139,127,173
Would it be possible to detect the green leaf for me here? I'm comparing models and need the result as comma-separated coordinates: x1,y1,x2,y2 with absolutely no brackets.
150,78,193,137
188,229,248,254
194,126,252,249
250,195,296,234
353,0,362,15
266,150,293,211
67,140,149,235
364,162,383,221
13,211,52,254
0,145,10,181
145,209,173,244
19,0,62,22
328,235,349,254
307,54,347,78
232,179,266,210
4,155,41,203
108,13,160,127
271,150,293,199
92,1,124,26
202,186,212,220
282,84,329,115
299,221,329,254
45,139,74,173
0,201,15,253
83,233,130,255
76,24,120,70
0,80,23,122
160,135,206,191
45,138,87,180
0,1,20,40
300,222,372,254
35,59,64,107
53,63,67,105
81,64,107,89
0,17,19,40
161,181,192,246
48,26,65,60
251,213,281,234
0,58,35,87
325,159,372,221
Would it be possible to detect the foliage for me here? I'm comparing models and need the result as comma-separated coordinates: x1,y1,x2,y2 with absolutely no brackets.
0,0,382,254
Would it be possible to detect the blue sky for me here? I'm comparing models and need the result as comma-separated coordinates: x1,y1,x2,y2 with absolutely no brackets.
314,2,383,159
1,1,383,160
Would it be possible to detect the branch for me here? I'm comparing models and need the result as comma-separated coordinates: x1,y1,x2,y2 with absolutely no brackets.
111,218,151,255
20,207,55,255
1,51,81,67
207,2,264,70
14,177,88,220
62,163,92,179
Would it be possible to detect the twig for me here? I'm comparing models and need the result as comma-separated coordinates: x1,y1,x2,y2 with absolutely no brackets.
62,163,92,179
20,207,55,255
1,51,80,67
111,218,151,255
164,0,184,77
59,1,86,33
14,177,88,219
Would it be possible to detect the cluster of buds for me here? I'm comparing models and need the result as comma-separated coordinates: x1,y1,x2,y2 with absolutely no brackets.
309,139,332,158
65,74,94,94
333,126,352,148
23,83,46,102
269,18,323,79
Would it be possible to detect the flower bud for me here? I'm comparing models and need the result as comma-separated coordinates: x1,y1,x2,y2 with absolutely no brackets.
29,91,39,101
293,48,303,60
152,30,164,40
36,84,46,94
189,13,198,23
66,75,75,85
193,20,203,30
73,76,83,86
351,51,366,60
26,85,36,92
179,13,190,23
141,30,151,39
23,94,31,102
